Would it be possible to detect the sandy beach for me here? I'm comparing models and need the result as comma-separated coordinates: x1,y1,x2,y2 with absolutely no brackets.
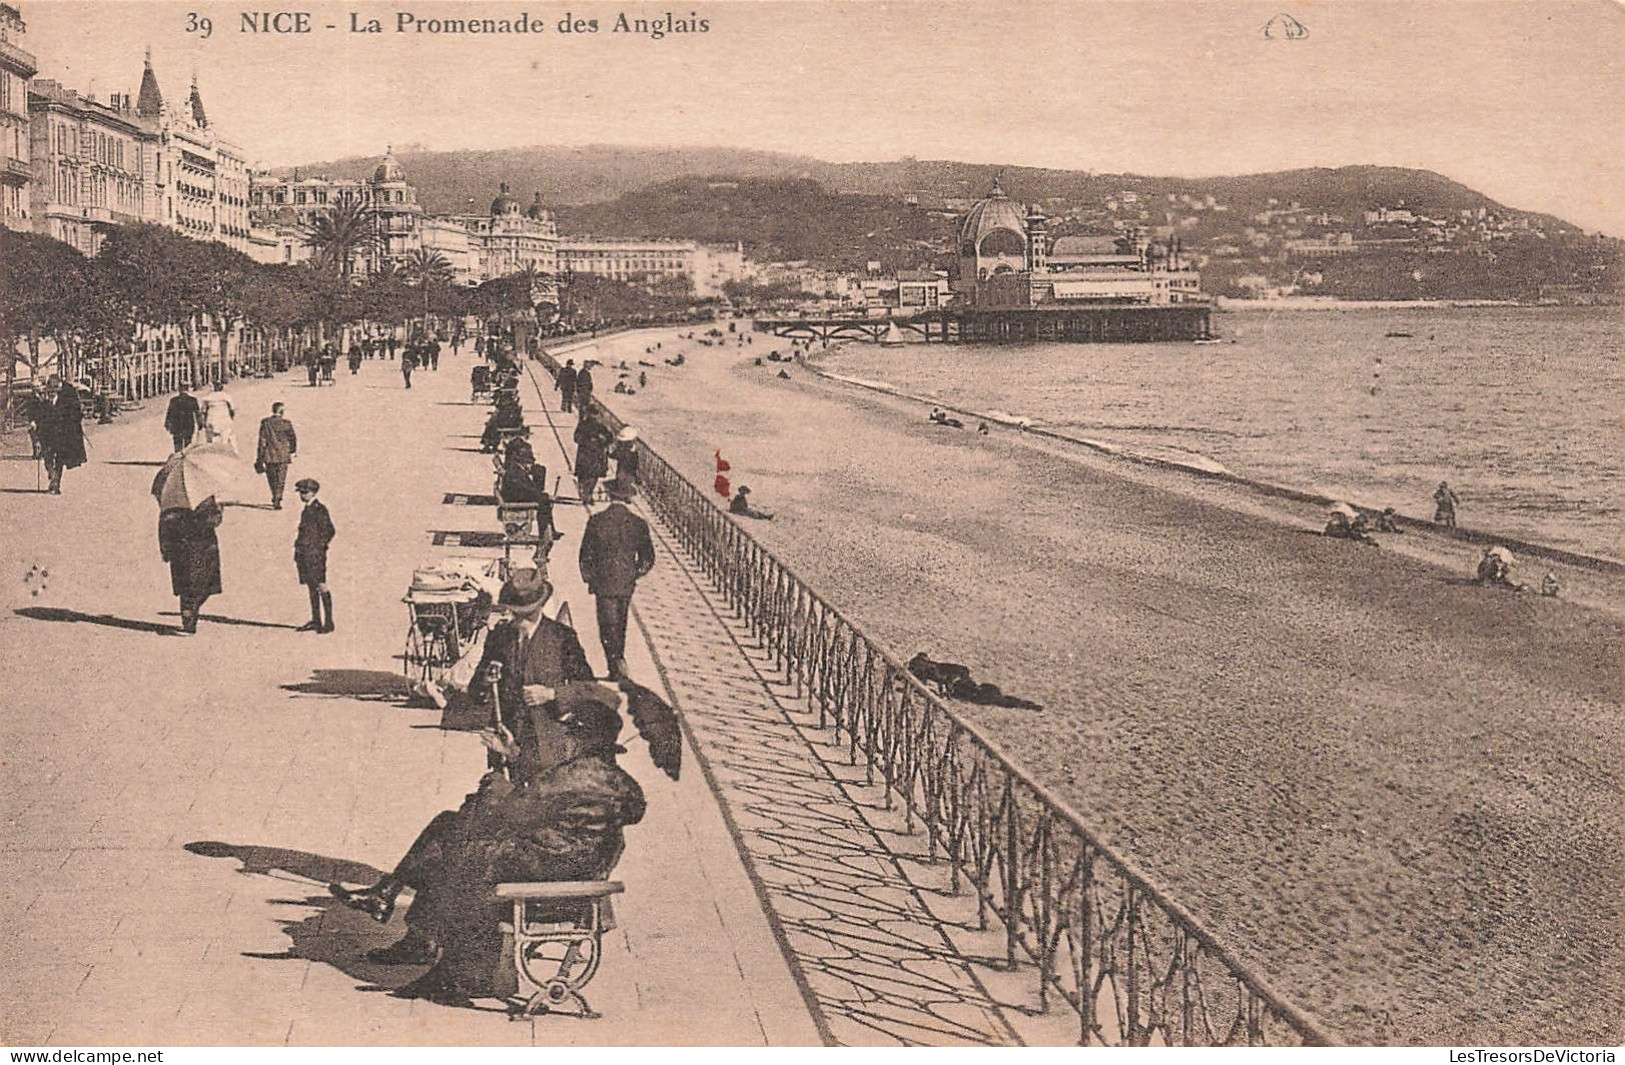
562,325,1623,1046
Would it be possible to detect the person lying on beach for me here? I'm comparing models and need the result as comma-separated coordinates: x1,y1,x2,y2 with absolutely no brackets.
907,652,1042,711
728,485,774,521
928,408,965,429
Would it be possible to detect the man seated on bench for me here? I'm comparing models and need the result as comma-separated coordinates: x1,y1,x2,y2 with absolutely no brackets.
330,681,644,1006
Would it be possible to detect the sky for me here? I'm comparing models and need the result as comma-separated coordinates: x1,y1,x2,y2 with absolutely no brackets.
19,0,1625,235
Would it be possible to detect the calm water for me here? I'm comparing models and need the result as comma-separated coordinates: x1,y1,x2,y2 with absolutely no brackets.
824,306,1624,560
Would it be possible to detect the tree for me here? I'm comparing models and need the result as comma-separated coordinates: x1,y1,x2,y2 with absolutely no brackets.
0,229,92,392
303,199,378,279
404,248,453,288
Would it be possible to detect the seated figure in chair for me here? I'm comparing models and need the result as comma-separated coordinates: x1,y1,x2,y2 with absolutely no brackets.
331,681,644,1006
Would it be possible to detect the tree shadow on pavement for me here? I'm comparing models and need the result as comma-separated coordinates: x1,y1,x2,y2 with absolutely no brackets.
183,841,422,994
15,606,180,635
280,668,414,702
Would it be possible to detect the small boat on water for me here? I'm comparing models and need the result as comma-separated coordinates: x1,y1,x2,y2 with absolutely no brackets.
1385,331,1414,338
1193,337,1223,345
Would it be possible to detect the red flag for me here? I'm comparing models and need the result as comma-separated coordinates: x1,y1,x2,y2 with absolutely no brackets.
714,474,732,499
714,449,731,473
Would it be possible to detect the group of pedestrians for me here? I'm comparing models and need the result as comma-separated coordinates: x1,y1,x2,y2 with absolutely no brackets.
152,385,336,635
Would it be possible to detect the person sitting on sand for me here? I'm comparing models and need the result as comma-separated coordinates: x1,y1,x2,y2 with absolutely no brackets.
1541,572,1560,597
929,408,965,429
1324,503,1378,545
1476,546,1525,591
728,485,774,521
977,422,990,436
1375,507,1404,533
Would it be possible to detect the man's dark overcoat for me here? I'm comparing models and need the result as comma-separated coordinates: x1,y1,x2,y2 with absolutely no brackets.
38,384,87,468
579,502,655,599
165,393,201,439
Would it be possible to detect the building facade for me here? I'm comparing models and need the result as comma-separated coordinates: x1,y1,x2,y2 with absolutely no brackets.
954,179,1204,308
135,54,252,255
27,80,148,254
0,2,35,230
450,185,559,287
248,146,423,274
558,235,699,293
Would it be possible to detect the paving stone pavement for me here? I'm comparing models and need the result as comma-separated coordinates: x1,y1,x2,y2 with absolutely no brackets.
0,349,817,1047
529,350,1080,1047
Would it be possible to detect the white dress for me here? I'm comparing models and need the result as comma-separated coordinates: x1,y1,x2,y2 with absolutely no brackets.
199,392,238,453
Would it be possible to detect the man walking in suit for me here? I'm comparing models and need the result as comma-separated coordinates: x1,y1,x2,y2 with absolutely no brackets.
578,478,655,680
294,478,336,633
555,359,578,413
255,402,299,509
164,385,201,453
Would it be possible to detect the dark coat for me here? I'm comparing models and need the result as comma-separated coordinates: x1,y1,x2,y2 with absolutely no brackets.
294,499,335,585
474,616,595,733
37,384,87,468
397,751,645,995
555,364,577,396
159,502,222,601
256,416,298,466
574,368,595,403
573,433,609,481
164,394,201,437
579,502,655,598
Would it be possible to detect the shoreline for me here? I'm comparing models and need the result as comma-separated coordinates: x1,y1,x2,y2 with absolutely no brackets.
806,345,1623,578
1215,297,1538,311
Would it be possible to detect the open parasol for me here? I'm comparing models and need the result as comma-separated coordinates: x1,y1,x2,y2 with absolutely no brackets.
151,443,249,509
1485,545,1516,565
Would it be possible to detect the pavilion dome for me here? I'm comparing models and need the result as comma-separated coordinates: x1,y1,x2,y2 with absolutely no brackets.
957,177,1029,255
490,182,521,216
525,191,550,220
372,147,406,184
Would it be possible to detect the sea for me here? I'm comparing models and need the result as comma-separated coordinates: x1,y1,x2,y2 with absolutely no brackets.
821,306,1623,561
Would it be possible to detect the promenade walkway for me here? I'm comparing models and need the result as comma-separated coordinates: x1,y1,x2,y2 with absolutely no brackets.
0,346,1071,1046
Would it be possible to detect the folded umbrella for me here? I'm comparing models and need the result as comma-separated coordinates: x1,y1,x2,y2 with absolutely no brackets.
151,443,249,509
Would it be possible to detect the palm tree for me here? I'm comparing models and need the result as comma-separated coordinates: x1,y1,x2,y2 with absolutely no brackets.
404,248,453,288
303,199,378,279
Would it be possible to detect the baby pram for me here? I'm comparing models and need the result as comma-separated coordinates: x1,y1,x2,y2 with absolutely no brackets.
401,556,503,680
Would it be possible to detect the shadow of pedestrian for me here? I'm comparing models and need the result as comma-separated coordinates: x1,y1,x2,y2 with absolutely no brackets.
280,668,414,702
104,460,167,467
183,841,420,993
156,610,302,630
15,606,180,635
0,487,50,494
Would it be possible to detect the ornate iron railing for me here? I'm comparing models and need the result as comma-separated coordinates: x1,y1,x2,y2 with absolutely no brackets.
537,349,1336,1046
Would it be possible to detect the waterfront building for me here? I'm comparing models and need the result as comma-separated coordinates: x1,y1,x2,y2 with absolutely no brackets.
26,80,149,254
135,55,251,253
445,184,559,292
693,241,749,298
418,213,478,284
558,234,696,291
953,178,1204,308
0,2,35,231
248,146,422,274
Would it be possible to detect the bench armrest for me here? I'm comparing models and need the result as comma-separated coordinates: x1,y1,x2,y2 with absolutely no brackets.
497,880,625,901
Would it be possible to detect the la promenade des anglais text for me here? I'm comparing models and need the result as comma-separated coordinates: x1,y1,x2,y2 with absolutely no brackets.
185,10,711,40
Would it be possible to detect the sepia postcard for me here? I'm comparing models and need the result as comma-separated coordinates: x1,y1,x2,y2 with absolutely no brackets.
1,0,1621,1052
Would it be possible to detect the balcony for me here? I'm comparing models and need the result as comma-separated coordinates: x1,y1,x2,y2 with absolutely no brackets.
0,36,37,77
1,155,29,183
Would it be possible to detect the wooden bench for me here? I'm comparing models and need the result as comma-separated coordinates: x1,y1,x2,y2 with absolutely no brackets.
496,880,625,1019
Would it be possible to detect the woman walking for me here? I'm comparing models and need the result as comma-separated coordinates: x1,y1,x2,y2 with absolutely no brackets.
158,497,223,634
198,380,238,454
